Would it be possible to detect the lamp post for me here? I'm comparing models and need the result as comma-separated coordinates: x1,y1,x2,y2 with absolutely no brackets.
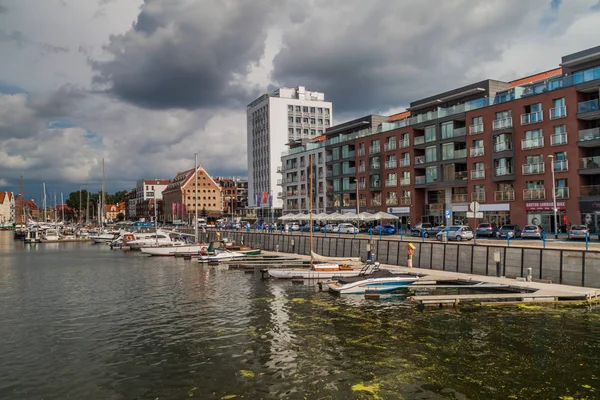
548,154,558,239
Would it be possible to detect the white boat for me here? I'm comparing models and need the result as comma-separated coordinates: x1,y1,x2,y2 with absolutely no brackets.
42,229,60,241
142,244,208,256
90,233,118,243
328,274,419,295
127,232,181,250
24,227,42,243
198,250,251,263
268,263,367,279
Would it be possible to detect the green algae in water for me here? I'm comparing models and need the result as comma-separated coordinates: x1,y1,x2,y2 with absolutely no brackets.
351,382,381,398
239,370,255,378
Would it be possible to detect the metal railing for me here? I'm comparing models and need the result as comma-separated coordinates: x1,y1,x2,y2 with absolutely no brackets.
523,188,546,200
555,187,569,199
470,124,484,135
414,136,425,145
400,158,410,167
471,169,485,180
357,165,366,173
400,177,411,186
550,133,568,146
521,111,543,125
369,145,381,154
579,127,600,142
522,162,545,175
521,137,544,150
385,179,397,187
581,185,600,196
580,156,600,169
383,141,396,151
472,192,485,202
578,99,600,114
553,159,568,172
451,194,468,203
399,138,410,148
495,190,515,201
415,176,426,185
494,141,513,152
492,117,513,130
385,160,397,169
495,166,513,177
470,147,484,157
549,106,566,119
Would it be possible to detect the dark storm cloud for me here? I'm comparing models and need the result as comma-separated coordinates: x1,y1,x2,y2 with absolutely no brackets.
271,0,547,114
28,85,87,119
91,0,283,110
0,4,7,13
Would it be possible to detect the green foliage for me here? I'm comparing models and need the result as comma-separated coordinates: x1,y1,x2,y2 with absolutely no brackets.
116,212,125,221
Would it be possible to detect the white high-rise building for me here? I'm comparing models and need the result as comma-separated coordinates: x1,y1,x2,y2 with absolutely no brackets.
247,86,332,209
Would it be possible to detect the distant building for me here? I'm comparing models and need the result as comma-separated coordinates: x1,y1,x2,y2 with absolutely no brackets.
247,86,333,213
235,178,248,212
162,165,223,223
22,199,39,220
124,189,137,220
215,177,238,215
0,192,15,224
134,179,170,221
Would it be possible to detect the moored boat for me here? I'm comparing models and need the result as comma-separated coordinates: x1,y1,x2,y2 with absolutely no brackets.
268,263,365,279
141,244,208,256
327,274,419,295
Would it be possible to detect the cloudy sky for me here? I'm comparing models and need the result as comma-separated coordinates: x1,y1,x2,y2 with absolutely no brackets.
1,0,600,201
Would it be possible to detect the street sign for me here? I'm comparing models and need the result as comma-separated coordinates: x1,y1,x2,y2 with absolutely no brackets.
469,201,481,213
467,211,483,218
445,210,451,218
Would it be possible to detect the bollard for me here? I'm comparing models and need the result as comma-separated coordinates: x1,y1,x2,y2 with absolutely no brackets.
369,228,373,241
291,239,295,254
526,267,533,282
276,244,279,252
494,250,501,277
445,231,449,243
367,242,372,261
338,228,341,238
421,229,425,243
586,232,589,251
353,228,357,239
379,230,382,240
406,243,415,268
507,234,510,247
542,231,546,248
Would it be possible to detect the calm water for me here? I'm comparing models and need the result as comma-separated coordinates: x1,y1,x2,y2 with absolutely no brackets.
1,231,599,400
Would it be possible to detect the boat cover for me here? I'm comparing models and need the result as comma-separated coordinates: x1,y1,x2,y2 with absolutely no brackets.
310,251,361,264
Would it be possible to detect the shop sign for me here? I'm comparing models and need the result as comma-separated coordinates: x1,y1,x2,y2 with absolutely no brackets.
525,201,566,211
387,207,410,215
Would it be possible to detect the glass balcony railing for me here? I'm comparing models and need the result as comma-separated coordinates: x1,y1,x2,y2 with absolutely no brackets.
494,190,515,201
579,127,600,142
342,167,356,175
494,141,513,153
369,145,381,154
400,197,411,205
470,124,484,135
384,141,396,151
578,99,600,114
553,159,568,172
470,147,484,157
520,111,543,125
386,197,398,205
442,148,467,160
358,165,365,173
415,176,426,185
550,132,567,146
581,185,600,196
342,183,357,191
580,156,600,169
326,170,333,177
385,160,397,169
452,194,468,203
472,192,485,202
341,151,355,159
493,117,513,130
385,179,397,187
400,177,411,186
523,188,546,200
326,155,333,162
400,158,410,167
522,137,544,150
522,162,545,175
357,148,366,156
414,136,425,145
549,106,567,119
471,169,485,180
399,139,410,148
555,187,569,199
495,166,513,177
415,155,425,165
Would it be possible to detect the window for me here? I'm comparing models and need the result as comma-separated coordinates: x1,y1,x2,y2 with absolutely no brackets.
425,166,437,183
441,122,454,139
318,130,323,135
472,116,483,131
318,118,323,125
303,129,308,135
288,128,293,135
495,110,512,120
318,107,323,114
425,125,436,142
310,118,315,124
295,117,301,123
523,129,543,149
522,103,542,124
295,128,301,135
303,106,308,112
425,145,437,163
288,116,293,123
554,151,568,171
288,105,293,112
324,109,330,115
310,107,315,113
324,119,330,126
551,98,566,119
400,133,410,146
295,106,301,112
303,118,309,123
442,143,454,160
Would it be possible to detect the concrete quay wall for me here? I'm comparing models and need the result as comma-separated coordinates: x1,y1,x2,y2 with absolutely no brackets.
196,230,600,288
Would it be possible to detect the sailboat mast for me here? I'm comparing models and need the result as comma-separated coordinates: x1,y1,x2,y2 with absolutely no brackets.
101,158,105,227
19,174,23,224
86,190,89,225
154,198,158,246
194,153,198,243
61,192,64,223
43,183,46,222
356,183,360,232
309,154,313,264
54,193,57,224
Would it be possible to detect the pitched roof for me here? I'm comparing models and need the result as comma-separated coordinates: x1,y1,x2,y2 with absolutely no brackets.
23,199,39,210
143,179,170,185
0,191,14,204
509,67,563,87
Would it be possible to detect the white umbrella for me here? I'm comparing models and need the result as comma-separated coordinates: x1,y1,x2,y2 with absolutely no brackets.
373,211,400,220
323,212,343,222
312,213,328,221
339,212,358,221
278,213,296,221
296,213,310,221
358,212,377,221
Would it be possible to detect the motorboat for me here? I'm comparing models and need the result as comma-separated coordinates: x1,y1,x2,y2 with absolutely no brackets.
198,249,261,263
141,244,208,256
127,231,182,250
268,251,364,279
328,273,419,295
90,232,119,244
24,227,42,243
42,229,61,241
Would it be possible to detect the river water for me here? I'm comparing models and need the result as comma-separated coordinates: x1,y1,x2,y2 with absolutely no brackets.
1,231,599,400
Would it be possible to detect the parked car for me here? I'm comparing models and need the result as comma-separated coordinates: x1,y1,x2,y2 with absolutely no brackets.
372,224,397,235
568,225,589,240
337,223,358,234
290,223,301,231
300,224,320,232
496,225,522,238
322,224,339,233
410,223,444,238
475,223,497,237
521,225,543,239
436,225,474,241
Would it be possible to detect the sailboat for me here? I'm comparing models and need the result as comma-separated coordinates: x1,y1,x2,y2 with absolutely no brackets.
268,154,367,279
90,159,116,243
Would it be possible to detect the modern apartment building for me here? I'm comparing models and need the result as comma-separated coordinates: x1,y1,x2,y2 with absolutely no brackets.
342,45,600,233
280,137,327,213
325,115,389,213
247,86,332,213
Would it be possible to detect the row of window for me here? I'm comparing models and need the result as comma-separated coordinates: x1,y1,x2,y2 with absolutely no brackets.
287,105,330,114
288,116,330,125
288,128,324,136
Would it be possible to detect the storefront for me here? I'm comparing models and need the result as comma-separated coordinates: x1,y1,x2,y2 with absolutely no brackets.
387,207,410,229
525,201,567,232
580,200,600,233
452,203,511,228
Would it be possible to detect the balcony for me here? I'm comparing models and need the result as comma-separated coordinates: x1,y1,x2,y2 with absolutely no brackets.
470,124,484,135
370,180,382,189
581,185,600,197
578,128,600,146
342,183,357,192
400,177,411,186
359,181,366,189
550,132,568,146
342,151,355,159
326,170,333,177
523,188,546,200
495,190,515,201
369,145,381,154
277,179,284,185
452,193,468,203
400,158,410,167
358,148,366,156
492,117,513,131
414,136,425,145
277,166,285,173
470,147,484,157
384,141,397,151
385,179,397,187
453,127,466,137
277,192,283,199
342,167,356,175
415,176,426,185
399,138,410,148
580,156,600,173
443,148,467,160
385,160,397,169
371,198,382,206
555,187,570,199
520,111,543,125
494,141,513,153
386,197,398,206
495,166,513,177
472,192,485,202
549,106,567,120
400,197,411,205
358,165,366,173
359,199,367,207
578,99,600,116
326,155,333,162
553,159,568,172
471,169,485,180
415,155,425,165
450,171,468,181
522,162,545,175
521,137,544,150
343,200,357,207
370,163,381,170
286,191,297,197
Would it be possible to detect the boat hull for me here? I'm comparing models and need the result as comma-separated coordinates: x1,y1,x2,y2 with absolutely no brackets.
141,245,207,256
90,236,115,244
328,277,418,294
268,269,363,279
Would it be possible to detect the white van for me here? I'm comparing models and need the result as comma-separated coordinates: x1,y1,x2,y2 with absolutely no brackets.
197,218,207,228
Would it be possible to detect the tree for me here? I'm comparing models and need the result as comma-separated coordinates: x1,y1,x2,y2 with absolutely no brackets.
201,207,208,218
65,189,90,211
116,212,125,221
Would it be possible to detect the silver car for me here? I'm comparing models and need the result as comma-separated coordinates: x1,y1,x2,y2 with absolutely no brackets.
436,225,474,241
521,225,543,239
337,223,358,234
568,225,589,240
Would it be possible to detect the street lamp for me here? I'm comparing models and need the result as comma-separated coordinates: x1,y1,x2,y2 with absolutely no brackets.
548,154,558,239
